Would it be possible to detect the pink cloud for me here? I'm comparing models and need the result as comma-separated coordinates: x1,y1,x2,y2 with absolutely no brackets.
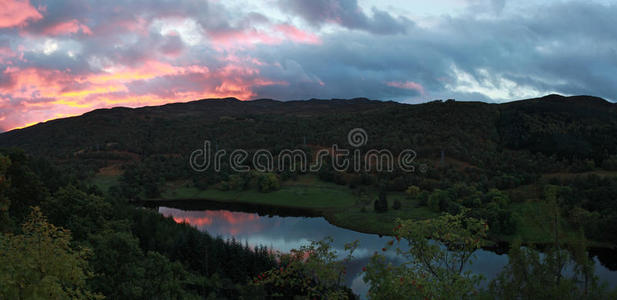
0,0,43,28
41,19,93,36
275,24,321,44
162,209,265,235
0,58,289,131
387,81,425,95
0,46,17,63
208,28,282,49
207,23,320,50
0,67,74,100
93,16,149,36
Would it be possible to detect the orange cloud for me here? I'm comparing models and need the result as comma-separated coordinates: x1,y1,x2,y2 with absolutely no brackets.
1,67,71,100
59,85,128,98
11,121,39,130
0,0,43,28
0,101,87,132
0,58,288,131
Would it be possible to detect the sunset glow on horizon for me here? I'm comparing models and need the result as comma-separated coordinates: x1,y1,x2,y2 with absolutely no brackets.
1,0,616,131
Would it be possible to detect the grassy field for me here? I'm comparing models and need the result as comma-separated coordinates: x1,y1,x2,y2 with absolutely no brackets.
327,194,439,235
153,175,440,235
91,173,611,244
503,201,598,245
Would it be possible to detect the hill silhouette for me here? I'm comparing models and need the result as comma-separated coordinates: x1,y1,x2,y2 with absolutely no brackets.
0,95,615,175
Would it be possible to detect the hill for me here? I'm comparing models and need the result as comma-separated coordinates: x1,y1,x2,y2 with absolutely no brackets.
1,95,615,171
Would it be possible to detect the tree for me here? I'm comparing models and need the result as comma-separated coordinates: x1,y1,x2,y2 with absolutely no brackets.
252,237,357,299
405,185,420,199
228,174,246,191
601,155,617,171
393,199,402,210
142,251,198,300
257,173,280,193
2,150,49,225
0,207,102,299
0,154,11,232
374,190,388,212
88,230,149,298
489,235,614,299
41,185,112,241
485,188,509,207
427,189,450,212
363,211,488,299
489,186,616,299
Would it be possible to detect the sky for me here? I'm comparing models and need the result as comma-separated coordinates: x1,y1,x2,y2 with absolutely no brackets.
0,0,616,131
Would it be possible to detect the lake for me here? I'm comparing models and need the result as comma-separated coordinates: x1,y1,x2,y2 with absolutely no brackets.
153,202,617,297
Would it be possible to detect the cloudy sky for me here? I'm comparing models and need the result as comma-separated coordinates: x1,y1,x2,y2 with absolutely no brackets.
1,0,616,131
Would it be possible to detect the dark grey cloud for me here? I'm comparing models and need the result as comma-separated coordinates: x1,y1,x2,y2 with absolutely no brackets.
277,0,413,35
159,34,185,56
466,0,508,15
19,51,94,75
242,1,617,102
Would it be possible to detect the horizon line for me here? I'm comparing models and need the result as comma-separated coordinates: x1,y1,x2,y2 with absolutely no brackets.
2,93,613,133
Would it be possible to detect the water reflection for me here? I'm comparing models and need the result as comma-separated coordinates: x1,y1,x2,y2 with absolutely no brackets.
159,206,391,255
158,206,617,297
169,210,262,235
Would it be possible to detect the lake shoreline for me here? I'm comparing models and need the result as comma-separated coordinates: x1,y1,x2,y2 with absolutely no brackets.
137,197,615,251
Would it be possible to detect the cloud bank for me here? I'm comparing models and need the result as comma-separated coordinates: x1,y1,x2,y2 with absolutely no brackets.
0,0,615,130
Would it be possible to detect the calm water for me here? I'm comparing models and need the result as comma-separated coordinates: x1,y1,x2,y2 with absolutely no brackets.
156,205,617,297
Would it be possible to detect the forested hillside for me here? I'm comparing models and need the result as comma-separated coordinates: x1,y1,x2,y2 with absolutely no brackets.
2,94,616,175
2,94,617,298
